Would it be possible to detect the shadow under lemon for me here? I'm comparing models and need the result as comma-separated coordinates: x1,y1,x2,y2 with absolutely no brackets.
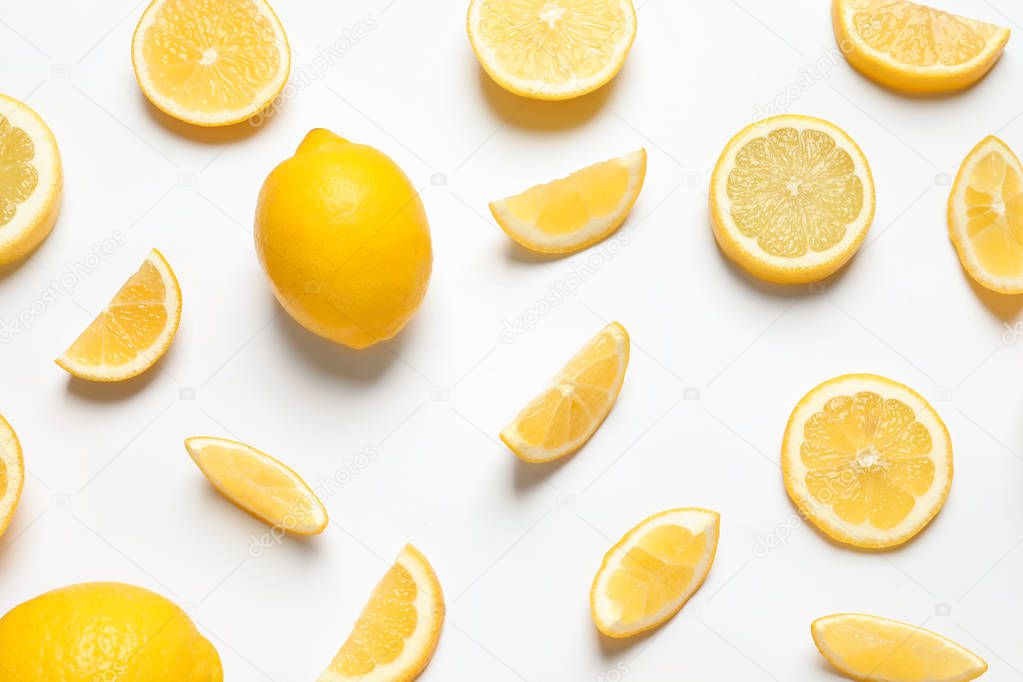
476,65,619,132
962,266,1023,322
139,92,277,145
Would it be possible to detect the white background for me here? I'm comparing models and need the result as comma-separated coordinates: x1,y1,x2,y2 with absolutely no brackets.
1,0,1022,679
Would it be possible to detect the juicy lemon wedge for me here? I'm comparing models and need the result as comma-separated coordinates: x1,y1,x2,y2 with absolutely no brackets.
711,115,875,284
185,436,328,535
501,322,629,463
318,544,444,682
812,613,987,682
132,0,290,126
782,374,952,549
0,416,24,540
948,135,1023,293
467,0,637,100
56,249,182,382
833,0,1009,95
490,149,646,254
591,508,719,638
0,93,61,265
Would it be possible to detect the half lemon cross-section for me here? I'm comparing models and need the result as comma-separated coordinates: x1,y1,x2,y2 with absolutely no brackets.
0,416,24,541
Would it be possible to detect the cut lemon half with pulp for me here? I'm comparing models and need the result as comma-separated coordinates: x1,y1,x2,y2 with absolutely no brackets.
318,544,443,682
490,149,646,254
56,249,182,382
0,417,24,540
132,0,290,126
948,135,1023,293
501,322,629,463
467,0,637,100
711,115,875,284
0,93,61,265
185,436,327,535
782,374,952,549
812,613,987,682
833,0,1009,95
591,508,719,638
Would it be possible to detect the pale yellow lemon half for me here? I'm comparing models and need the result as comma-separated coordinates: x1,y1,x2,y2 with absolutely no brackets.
0,416,24,541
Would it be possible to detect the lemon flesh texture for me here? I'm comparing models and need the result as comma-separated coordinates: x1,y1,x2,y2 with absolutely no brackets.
468,0,636,100
132,0,290,125
255,129,432,350
0,582,222,682
0,416,23,539
813,613,987,682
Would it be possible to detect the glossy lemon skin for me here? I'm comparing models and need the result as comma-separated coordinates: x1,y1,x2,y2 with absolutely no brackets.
255,129,432,349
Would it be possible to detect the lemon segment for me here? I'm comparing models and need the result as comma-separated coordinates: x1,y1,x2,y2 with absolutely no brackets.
501,322,629,463
710,115,875,284
56,249,182,382
782,374,952,549
0,93,61,265
318,544,444,682
812,613,987,682
591,508,719,638
131,0,290,126
833,0,1009,95
948,135,1023,293
490,149,646,254
467,0,637,100
0,416,24,541
185,436,328,535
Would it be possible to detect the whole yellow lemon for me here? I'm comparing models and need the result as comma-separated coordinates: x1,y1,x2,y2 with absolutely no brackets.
255,129,432,349
0,582,222,681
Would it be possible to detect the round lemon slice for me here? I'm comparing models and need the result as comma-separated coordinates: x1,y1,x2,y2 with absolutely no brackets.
711,115,875,285
318,544,444,682
132,0,290,126
833,0,1010,95
490,149,646,254
0,93,61,265
0,416,24,540
591,508,719,638
812,613,987,682
782,374,952,549
467,0,637,100
56,249,182,382
185,436,328,535
948,135,1023,294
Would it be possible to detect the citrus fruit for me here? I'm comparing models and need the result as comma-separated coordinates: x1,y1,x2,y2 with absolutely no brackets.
0,93,61,265
833,0,1010,95
185,436,328,534
318,544,443,682
590,508,719,638
490,149,646,254
948,135,1023,294
782,374,952,549
0,582,222,681
255,128,432,349
131,0,290,126
0,416,24,541
812,613,987,682
710,114,875,284
501,322,629,463
467,0,637,100
56,249,182,382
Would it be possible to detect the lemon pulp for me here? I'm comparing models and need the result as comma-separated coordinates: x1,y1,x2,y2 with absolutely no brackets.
963,146,1023,278
0,113,37,231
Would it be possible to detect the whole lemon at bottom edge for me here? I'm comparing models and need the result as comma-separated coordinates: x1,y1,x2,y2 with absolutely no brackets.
255,128,432,349
0,582,222,681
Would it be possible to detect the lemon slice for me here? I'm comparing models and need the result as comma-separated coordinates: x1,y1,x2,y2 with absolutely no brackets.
0,417,24,540
833,0,1010,95
501,322,629,463
782,374,952,549
131,0,290,126
0,93,61,265
948,135,1023,294
591,508,719,638
710,115,875,285
56,249,182,382
812,613,987,682
490,149,646,254
467,0,637,100
184,437,328,535
318,544,443,682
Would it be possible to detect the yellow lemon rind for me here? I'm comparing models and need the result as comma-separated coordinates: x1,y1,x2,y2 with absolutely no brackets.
0,416,24,540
